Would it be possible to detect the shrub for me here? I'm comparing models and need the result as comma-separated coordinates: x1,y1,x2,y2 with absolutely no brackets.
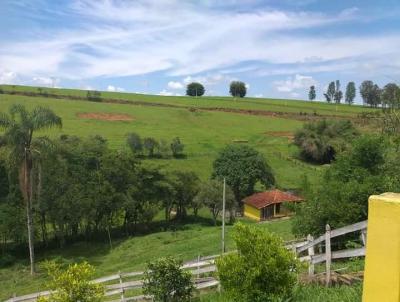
86,90,102,102
216,223,298,302
186,82,205,97
229,81,246,98
170,137,184,157
143,137,159,157
126,132,143,155
293,120,358,164
0,253,16,268
143,257,194,302
37,261,104,302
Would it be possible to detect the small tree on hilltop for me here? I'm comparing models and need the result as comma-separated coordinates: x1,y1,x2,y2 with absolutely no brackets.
334,80,343,103
345,82,356,105
229,81,247,98
212,145,275,206
324,81,335,103
170,137,184,158
143,257,194,302
37,261,104,302
308,85,316,101
216,223,298,302
186,82,205,97
360,80,381,107
382,83,400,110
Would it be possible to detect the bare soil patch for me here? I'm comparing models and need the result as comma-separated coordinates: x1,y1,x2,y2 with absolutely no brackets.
265,131,294,140
77,112,134,121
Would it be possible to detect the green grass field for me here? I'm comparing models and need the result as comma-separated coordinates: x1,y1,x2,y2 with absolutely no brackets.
0,84,376,188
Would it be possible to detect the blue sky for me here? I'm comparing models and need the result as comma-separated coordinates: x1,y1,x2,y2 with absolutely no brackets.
1,0,400,102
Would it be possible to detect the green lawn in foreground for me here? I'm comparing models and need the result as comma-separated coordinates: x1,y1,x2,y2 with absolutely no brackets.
0,93,323,188
0,213,293,300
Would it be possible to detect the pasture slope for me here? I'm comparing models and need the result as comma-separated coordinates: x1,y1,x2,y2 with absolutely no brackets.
0,85,375,189
0,85,370,301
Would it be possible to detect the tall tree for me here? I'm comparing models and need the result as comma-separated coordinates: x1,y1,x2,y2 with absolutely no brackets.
345,82,356,105
308,85,316,101
333,80,343,103
382,83,400,110
360,80,381,107
212,145,275,205
0,104,62,274
324,81,335,103
229,81,247,98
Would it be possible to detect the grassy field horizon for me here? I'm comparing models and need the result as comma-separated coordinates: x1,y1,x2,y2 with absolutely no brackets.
0,84,376,189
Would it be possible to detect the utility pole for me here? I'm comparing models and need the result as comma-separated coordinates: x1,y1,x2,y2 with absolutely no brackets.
221,178,226,254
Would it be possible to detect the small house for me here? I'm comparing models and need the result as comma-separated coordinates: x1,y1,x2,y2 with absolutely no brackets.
243,189,303,221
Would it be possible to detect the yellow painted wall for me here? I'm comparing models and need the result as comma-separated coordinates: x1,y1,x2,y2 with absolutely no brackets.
244,204,260,221
362,193,400,302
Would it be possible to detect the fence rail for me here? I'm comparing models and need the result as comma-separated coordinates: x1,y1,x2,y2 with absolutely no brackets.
6,220,368,301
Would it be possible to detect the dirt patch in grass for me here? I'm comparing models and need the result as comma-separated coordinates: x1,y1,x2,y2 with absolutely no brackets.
77,112,134,121
265,131,294,140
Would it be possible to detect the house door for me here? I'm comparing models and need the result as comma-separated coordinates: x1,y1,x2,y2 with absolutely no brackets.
262,205,274,220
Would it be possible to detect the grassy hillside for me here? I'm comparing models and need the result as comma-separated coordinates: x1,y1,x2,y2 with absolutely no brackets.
0,214,292,300
0,85,376,188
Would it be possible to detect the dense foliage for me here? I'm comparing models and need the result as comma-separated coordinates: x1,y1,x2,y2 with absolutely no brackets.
229,81,247,98
212,145,275,205
216,223,298,302
381,83,400,110
186,82,205,97
293,135,400,236
345,82,356,105
127,133,185,158
293,120,359,164
37,262,104,302
143,257,194,302
308,85,316,101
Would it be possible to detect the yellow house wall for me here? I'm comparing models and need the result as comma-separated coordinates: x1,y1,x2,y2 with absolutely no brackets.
362,193,400,302
244,204,260,221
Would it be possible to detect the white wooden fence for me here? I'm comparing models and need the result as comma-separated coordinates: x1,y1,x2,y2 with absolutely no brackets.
286,220,368,285
5,220,368,301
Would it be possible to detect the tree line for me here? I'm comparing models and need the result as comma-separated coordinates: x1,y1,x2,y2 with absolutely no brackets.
0,104,275,274
308,80,400,108
127,133,185,158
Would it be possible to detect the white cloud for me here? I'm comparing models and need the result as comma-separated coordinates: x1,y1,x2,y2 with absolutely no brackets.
167,81,184,89
245,83,250,89
32,76,60,87
0,70,18,84
107,85,125,92
273,74,317,92
183,74,236,86
290,92,300,98
158,89,174,96
254,93,263,98
0,1,399,87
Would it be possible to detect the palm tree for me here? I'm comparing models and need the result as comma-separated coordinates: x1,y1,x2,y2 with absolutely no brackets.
0,104,62,274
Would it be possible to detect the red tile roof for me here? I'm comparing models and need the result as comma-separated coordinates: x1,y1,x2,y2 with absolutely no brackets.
243,189,303,209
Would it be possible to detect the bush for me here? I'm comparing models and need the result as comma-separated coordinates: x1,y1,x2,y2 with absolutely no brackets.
127,132,143,155
170,137,184,157
86,90,102,102
37,261,104,302
229,81,246,98
186,82,205,97
143,137,159,157
216,223,298,302
0,253,16,268
143,257,194,302
293,120,358,164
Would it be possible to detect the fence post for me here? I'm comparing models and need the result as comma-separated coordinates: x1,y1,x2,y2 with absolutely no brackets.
197,254,200,279
325,224,331,286
361,229,367,246
307,234,315,276
119,270,124,302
